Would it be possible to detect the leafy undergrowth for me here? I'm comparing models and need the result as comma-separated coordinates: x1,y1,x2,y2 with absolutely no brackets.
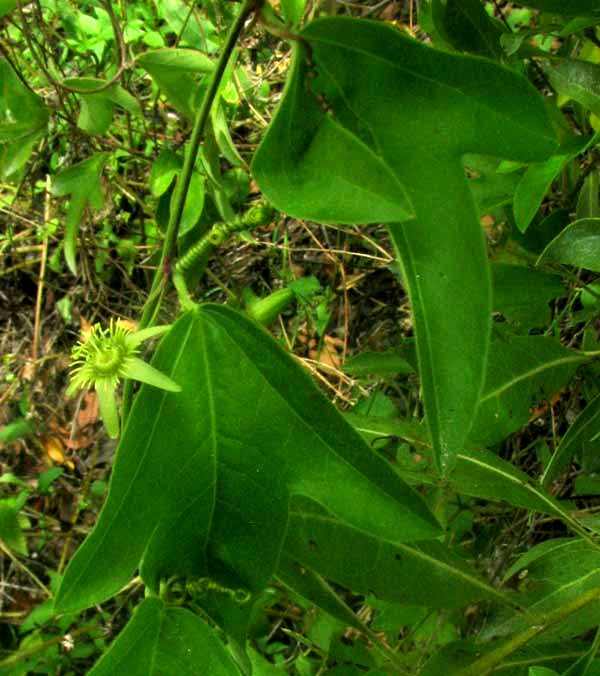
2,0,600,674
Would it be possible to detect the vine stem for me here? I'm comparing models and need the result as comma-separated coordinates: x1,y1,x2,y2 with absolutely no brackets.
122,0,263,420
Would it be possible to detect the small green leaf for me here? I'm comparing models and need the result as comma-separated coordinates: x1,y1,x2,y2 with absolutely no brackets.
63,77,140,113
537,218,600,272
491,264,564,332
137,48,213,119
468,334,587,447
0,496,28,555
149,149,181,197
464,154,523,215
78,94,114,136
544,58,600,117
513,155,568,233
177,169,205,236
52,153,107,275
211,103,243,167
0,418,32,445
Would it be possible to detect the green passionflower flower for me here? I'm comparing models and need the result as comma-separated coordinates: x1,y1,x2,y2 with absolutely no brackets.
67,320,181,439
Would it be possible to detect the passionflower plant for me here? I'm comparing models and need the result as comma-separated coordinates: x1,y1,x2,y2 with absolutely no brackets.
67,320,181,439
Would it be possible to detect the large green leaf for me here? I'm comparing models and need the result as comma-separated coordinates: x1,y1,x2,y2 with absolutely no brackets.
468,334,588,447
252,17,561,472
88,597,239,675
55,305,440,615
537,218,600,272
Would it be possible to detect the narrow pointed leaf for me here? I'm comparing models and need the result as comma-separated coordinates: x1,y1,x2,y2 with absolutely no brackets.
542,393,600,487
449,448,587,539
277,555,373,636
55,306,439,615
513,155,568,233
537,218,600,272
468,334,588,447
252,16,562,472
487,539,600,644
88,597,239,676
283,496,514,609
576,169,600,220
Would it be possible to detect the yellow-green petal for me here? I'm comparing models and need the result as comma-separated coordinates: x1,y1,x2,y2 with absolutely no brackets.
95,378,120,439
122,357,181,392
124,325,172,350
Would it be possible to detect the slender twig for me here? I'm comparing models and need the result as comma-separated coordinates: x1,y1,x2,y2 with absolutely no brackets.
122,0,264,420
31,176,51,375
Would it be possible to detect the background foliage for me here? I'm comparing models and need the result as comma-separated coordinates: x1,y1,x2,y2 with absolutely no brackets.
3,0,600,674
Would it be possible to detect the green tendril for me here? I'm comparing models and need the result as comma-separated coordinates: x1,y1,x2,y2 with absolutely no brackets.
163,575,251,607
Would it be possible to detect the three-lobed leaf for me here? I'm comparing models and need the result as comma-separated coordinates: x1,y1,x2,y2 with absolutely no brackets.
55,305,440,615
252,17,562,472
